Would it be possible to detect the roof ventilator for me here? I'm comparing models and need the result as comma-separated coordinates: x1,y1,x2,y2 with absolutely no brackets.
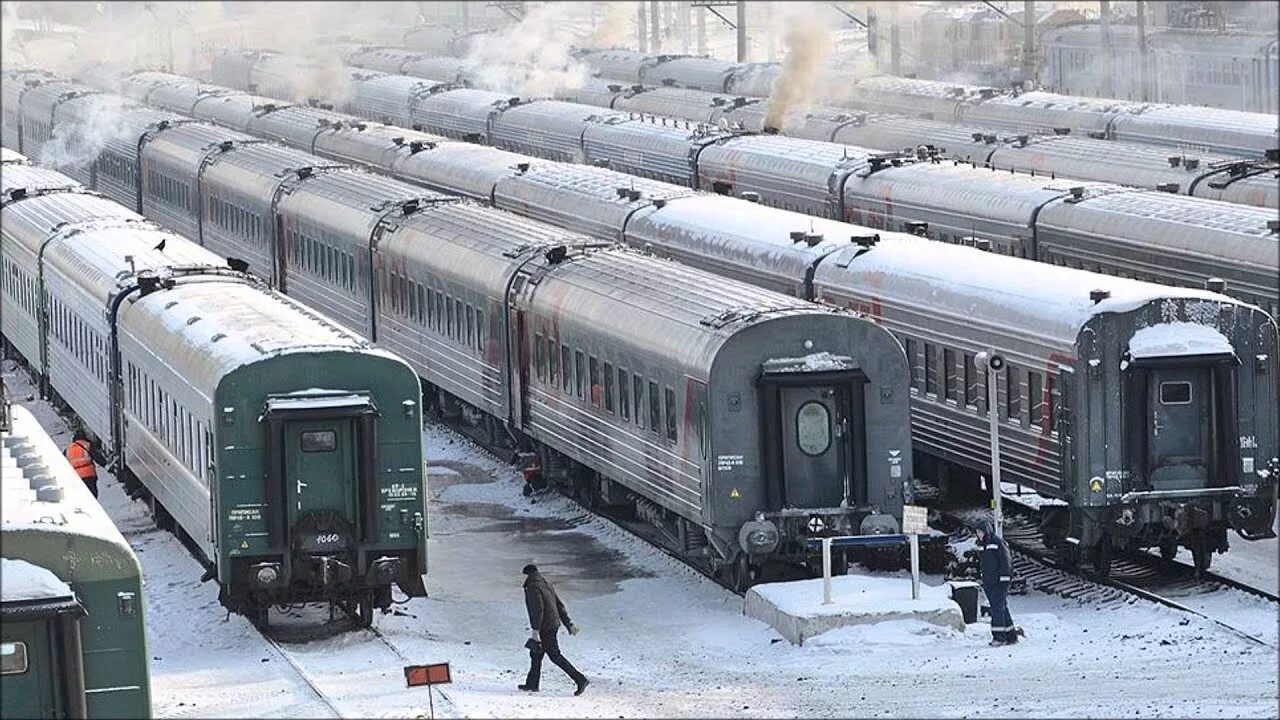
1089,289,1111,304
545,245,568,264
1156,182,1179,193
904,221,929,237
851,234,879,248
1205,278,1226,293
1065,186,1085,203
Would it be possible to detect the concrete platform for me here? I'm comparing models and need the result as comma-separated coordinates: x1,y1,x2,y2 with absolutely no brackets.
744,574,965,645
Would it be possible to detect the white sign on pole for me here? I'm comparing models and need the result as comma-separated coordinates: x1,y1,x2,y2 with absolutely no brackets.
902,504,928,535
902,504,927,601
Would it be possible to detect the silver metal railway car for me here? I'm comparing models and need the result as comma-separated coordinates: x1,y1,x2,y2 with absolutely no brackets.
610,86,742,125
408,87,521,141
488,101,627,163
162,56,1280,324
64,68,1280,574
11,83,917,589
637,56,744,93
1,155,428,624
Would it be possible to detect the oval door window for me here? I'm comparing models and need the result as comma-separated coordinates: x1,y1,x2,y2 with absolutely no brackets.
796,401,832,456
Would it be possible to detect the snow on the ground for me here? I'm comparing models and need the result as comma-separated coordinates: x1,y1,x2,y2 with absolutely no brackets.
4,358,1278,718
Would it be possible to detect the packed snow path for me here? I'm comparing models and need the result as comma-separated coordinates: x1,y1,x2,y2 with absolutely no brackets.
4,361,1277,718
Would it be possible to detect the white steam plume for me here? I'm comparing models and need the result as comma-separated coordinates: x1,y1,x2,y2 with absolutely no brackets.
462,2,589,97
38,94,140,170
763,7,834,131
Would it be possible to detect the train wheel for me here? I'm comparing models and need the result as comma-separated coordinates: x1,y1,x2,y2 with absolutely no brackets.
251,605,270,632
731,554,757,594
1092,538,1113,577
1159,540,1178,563
1191,541,1213,574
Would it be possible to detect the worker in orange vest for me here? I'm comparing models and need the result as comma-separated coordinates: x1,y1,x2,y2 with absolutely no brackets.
65,429,99,498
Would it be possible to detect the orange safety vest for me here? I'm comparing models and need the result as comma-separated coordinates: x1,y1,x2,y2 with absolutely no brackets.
66,439,97,480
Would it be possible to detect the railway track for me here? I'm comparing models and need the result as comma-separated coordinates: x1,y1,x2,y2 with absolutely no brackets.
256,607,458,719
945,505,1278,648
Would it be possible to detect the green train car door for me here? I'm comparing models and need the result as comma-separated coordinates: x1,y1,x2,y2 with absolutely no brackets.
2,626,59,719
286,420,358,520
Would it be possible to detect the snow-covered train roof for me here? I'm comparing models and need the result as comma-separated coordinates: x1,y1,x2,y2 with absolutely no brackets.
0,558,74,604
818,234,1243,347
1,403,132,553
0,147,28,164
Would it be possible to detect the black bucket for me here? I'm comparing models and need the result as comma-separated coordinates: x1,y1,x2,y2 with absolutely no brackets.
949,581,980,624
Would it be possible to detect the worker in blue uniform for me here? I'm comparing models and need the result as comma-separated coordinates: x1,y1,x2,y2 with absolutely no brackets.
975,519,1019,646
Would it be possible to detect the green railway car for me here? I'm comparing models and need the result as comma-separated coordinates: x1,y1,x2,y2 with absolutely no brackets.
2,399,151,719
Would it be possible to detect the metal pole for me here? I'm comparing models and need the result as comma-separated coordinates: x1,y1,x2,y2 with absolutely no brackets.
764,1,774,62
650,0,661,52
822,537,833,605
638,0,648,52
889,5,901,76
736,0,747,62
696,3,706,55
1136,0,1148,101
909,533,920,600
1099,0,1113,96
987,360,1004,537
1021,0,1036,87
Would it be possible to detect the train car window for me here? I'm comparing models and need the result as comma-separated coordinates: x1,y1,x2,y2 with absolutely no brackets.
648,381,660,434
547,337,558,385
603,362,615,413
905,338,920,389
944,348,958,402
426,287,436,328
618,369,630,420
535,334,545,381
796,401,832,456
455,299,464,341
1029,371,1044,428
435,291,444,331
1160,382,1192,405
924,343,938,395
575,351,586,399
416,285,425,322
1005,364,1021,422
665,387,677,442
465,306,475,347
634,375,645,428
589,356,600,407
1048,376,1060,432
561,344,572,393
446,296,455,338
476,310,485,352
300,430,337,453
1,641,27,675
964,353,980,409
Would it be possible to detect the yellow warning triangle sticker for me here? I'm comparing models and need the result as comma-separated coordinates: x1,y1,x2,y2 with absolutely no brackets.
730,488,741,499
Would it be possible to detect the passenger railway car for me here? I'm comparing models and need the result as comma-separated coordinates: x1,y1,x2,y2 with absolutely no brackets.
556,82,1279,211
566,47,1280,159
67,66,1280,574
1,396,151,719
0,154,428,628
3,83,918,590
281,51,1280,316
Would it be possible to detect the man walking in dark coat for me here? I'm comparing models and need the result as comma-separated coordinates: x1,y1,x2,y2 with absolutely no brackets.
519,564,590,695
975,519,1019,646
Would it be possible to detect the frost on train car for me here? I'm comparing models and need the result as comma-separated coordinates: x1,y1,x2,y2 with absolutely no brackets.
1,399,151,719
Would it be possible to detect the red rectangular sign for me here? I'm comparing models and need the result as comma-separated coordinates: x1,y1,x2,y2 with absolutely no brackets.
405,663,451,687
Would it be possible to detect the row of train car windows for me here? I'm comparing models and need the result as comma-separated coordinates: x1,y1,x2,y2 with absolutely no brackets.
532,331,680,445
126,362,214,485
95,152,135,185
383,270,486,354
48,297,108,384
24,120,50,144
211,196,266,249
904,337,1060,431
4,260,39,317
147,169,191,211
288,228,357,292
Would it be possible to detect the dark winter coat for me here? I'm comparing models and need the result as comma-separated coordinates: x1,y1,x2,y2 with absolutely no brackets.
976,519,1013,588
524,570,573,635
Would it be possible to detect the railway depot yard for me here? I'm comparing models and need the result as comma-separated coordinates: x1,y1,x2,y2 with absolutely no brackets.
6,363,1277,718
3,2,1279,718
